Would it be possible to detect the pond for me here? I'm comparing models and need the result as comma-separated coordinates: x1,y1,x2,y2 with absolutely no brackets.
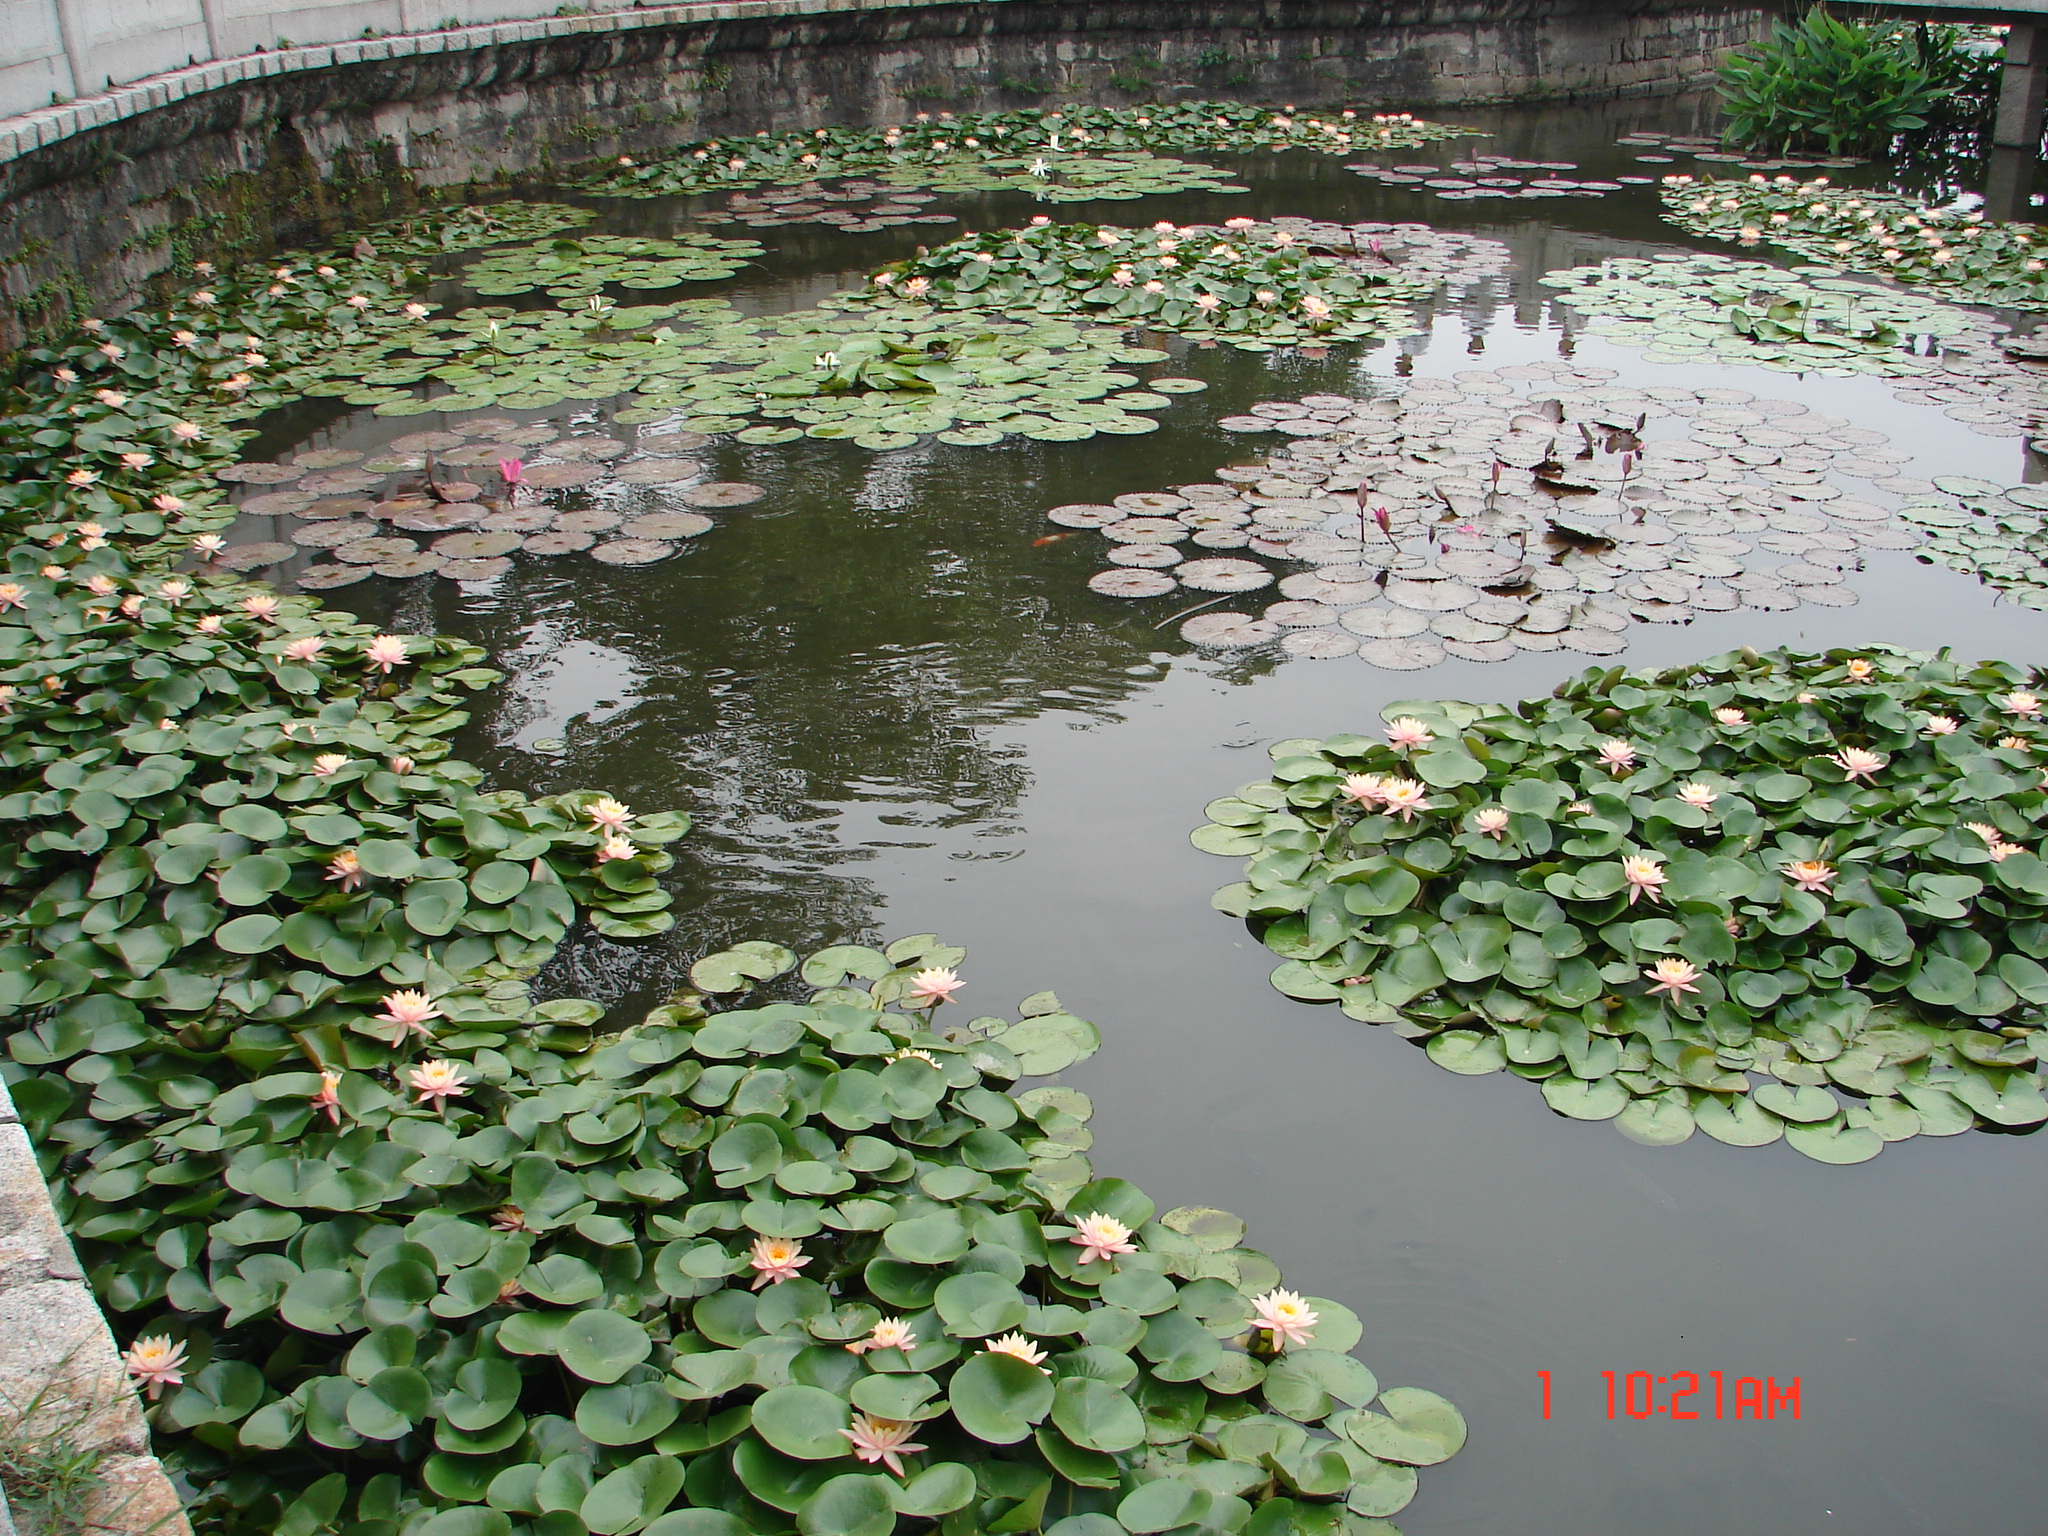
218,92,2045,1534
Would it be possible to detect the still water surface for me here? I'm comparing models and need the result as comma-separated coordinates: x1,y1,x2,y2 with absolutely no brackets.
252,94,2046,1534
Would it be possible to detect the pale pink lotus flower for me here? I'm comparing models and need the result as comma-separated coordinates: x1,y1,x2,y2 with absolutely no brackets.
242,595,281,622
373,989,442,1043
311,753,348,776
840,1414,925,1478
94,389,127,408
154,493,186,512
889,1047,938,1066
191,534,225,560
1643,957,1703,1000
907,967,963,1007
1250,1288,1319,1348
1379,779,1430,821
1299,295,1333,319
195,615,223,635
52,366,76,383
1193,294,1222,313
587,797,633,831
407,1059,469,1108
1595,739,1636,772
1338,773,1388,808
489,1206,528,1233
499,458,524,486
39,565,62,581
846,1318,918,1355
594,833,636,865
1110,268,1136,288
1471,807,1511,840
1966,821,2001,844
900,277,931,298
1070,1212,1137,1267
157,578,191,604
363,634,409,672
170,332,198,349
1925,715,1959,735
309,1069,344,1125
120,595,144,617
1143,280,1165,294
1845,659,1873,682
0,584,24,611
66,469,97,487
84,574,117,596
2002,735,2030,751
983,1332,1049,1371
123,1336,188,1400
1827,747,1885,782
1383,717,1434,751
1622,855,1668,905
1782,859,1835,895
1677,783,1718,808
403,303,430,319
345,295,372,310
1255,290,1278,306
220,374,252,393
748,1236,811,1289
283,635,324,662
389,755,416,775
1712,707,1747,727
1796,692,1817,704
325,849,364,891
2001,690,2041,718
1988,841,2026,862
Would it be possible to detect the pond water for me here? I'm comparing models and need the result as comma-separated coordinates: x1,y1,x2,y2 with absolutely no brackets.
226,93,2045,1534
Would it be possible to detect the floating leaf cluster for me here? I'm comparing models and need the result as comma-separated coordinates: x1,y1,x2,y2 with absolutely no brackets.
885,151,1248,203
874,218,1483,351
36,932,1464,1536
460,235,766,299
584,102,1468,198
1658,174,2048,309
1191,648,2048,1162
707,183,954,233
1899,477,2048,610
1539,253,1976,376
1347,153,1633,201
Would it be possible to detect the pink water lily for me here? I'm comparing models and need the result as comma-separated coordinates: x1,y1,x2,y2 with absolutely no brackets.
840,1414,925,1478
1925,715,1959,735
364,634,410,672
1383,717,1434,751
748,1236,811,1289
1989,841,2027,862
1622,856,1667,904
123,1336,188,1400
1378,779,1430,821
2002,690,2041,718
1712,707,1747,727
1845,658,1874,680
846,1318,918,1355
594,833,636,866
1250,1288,1319,1349
586,797,633,831
1826,747,1886,782
1339,773,1386,807
1677,783,1718,809
1069,1212,1137,1267
1595,739,1636,772
242,595,281,622
283,635,325,662
407,1059,468,1108
907,967,963,1008
310,1069,343,1126
325,849,364,892
1643,957,1702,1000
373,989,443,1043
1782,859,1835,894
1471,807,1510,840
982,1333,1049,1371
311,753,348,776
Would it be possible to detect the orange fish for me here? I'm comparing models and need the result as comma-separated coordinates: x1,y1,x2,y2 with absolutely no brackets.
1033,533,1076,546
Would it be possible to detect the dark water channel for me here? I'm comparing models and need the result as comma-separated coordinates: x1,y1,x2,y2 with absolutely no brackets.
239,94,2047,1534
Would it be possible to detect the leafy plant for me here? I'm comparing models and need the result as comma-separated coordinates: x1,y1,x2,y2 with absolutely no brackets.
459,236,766,299
581,102,1468,200
31,934,1462,1535
1660,173,2048,309
881,152,1247,204
1898,475,2048,610
1192,647,2048,1162
1717,6,1947,155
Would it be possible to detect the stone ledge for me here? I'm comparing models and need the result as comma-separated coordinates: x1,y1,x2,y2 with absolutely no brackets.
0,0,1014,168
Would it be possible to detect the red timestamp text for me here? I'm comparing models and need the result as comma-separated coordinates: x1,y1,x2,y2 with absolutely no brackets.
1536,1370,1801,1421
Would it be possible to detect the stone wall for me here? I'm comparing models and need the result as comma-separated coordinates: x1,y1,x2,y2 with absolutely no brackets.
0,0,1776,350
0,1081,187,1536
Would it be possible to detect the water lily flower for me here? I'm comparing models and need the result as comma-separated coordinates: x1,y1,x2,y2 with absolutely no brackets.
2003,735,2030,751
983,1333,1049,1370
1595,739,1636,773
840,1415,925,1478
65,469,97,487
749,1236,811,1289
120,595,144,617
587,797,634,831
94,388,127,408
1143,280,1165,293
1069,1212,1138,1266
1225,216,1256,230
1677,782,1718,808
153,493,186,512
99,342,125,360
1845,658,1874,680
325,848,364,892
1255,289,1278,306
1383,717,1433,751
1989,841,2026,862
1713,707,1747,727
1967,821,2001,843
1299,295,1333,319
241,595,280,622
51,367,76,384
311,753,348,776
363,634,410,672
407,1059,469,1108
344,294,371,311
594,833,636,865
84,574,117,596
1826,747,1885,782
1622,855,1668,905
889,1048,939,1066
118,452,153,473
1250,1288,1319,1348
1782,859,1835,894
847,1318,918,1355
1110,267,1135,288
1925,715,1959,735
1471,807,1511,840
900,277,931,298
219,373,252,393
1643,957,1703,1001
1378,778,1430,821
1340,773,1386,807
2002,690,2041,718
1193,294,1222,313
310,1069,344,1125
0,583,24,611
283,635,325,662
156,578,191,604
489,1206,527,1232
373,989,442,1042
389,755,416,775
1029,158,1050,177
907,967,963,1007
404,302,430,319
195,615,223,635
123,1336,188,1400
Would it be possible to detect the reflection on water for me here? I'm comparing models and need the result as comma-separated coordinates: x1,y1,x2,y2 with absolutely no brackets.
246,91,2047,1534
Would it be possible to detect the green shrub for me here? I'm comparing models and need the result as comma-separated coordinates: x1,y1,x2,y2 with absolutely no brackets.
1717,7,1960,155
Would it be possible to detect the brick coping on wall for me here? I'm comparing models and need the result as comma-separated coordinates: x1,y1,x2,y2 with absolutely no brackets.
0,0,1013,168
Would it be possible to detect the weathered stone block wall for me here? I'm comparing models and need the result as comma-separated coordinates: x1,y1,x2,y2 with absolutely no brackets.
0,0,1775,350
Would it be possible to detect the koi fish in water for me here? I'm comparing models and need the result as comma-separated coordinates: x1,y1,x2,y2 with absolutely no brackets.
1032,532,1077,546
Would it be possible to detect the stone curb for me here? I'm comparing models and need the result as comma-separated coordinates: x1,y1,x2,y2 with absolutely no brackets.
0,0,1009,167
